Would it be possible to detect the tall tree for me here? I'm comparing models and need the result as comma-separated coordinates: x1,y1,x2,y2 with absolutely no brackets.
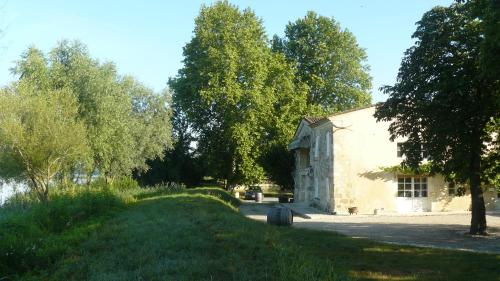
0,81,89,201
273,11,372,113
374,2,499,234
134,104,206,187
469,0,500,191
170,1,308,188
11,41,172,182
259,54,309,189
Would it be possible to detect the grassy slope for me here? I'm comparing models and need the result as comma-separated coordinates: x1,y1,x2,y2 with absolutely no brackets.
40,189,499,281
0,188,129,279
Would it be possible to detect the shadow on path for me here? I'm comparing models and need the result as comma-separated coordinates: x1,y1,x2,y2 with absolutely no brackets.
295,220,500,254
240,201,500,254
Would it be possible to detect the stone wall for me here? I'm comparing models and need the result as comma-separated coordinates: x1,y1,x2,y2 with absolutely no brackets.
309,123,333,212
291,106,499,214
328,106,499,214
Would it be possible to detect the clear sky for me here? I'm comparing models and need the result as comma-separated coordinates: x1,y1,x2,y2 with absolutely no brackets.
0,0,453,102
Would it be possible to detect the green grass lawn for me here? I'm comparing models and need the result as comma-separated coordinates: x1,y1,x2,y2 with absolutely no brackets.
4,187,499,281
41,189,500,281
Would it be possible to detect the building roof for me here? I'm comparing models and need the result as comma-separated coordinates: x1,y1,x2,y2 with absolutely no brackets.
290,104,382,148
304,116,323,124
308,104,378,127
327,104,378,118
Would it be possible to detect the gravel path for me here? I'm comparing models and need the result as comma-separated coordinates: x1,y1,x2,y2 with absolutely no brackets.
239,201,500,254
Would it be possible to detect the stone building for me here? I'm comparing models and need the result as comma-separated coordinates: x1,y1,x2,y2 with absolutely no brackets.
288,105,499,214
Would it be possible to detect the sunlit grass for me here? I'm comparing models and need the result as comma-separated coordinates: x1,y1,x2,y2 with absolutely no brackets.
350,271,418,281
3,186,499,281
49,189,499,281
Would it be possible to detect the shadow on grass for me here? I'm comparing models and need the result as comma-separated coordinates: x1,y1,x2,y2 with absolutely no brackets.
48,194,499,281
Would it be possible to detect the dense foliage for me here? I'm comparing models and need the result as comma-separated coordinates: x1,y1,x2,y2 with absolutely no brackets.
0,183,128,278
272,11,372,113
168,2,372,189
2,184,498,281
169,2,309,188
0,82,88,201
374,1,499,234
0,182,230,280
472,0,500,191
0,41,172,199
134,106,206,187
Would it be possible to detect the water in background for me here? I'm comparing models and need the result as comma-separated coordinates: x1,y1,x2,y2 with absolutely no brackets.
0,181,27,205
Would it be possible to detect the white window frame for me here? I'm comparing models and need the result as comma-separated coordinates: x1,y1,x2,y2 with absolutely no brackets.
448,182,456,196
397,142,428,159
448,181,465,196
397,176,428,198
397,143,404,158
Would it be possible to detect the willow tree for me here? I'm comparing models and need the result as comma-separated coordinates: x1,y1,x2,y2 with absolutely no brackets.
11,41,172,182
273,11,372,113
0,82,89,201
170,1,308,188
374,2,499,234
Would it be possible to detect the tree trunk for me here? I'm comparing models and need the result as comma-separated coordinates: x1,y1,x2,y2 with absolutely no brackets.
86,167,97,185
224,180,235,192
469,148,487,235
31,177,49,202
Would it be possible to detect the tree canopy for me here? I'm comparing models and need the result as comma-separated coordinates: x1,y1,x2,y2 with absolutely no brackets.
374,1,499,234
0,77,89,200
272,11,372,113
13,41,172,180
0,41,172,199
169,1,309,188
165,2,376,189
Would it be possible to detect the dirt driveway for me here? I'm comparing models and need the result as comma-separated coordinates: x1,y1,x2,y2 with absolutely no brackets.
240,201,500,254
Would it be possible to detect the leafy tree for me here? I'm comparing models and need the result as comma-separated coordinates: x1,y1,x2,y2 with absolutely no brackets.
170,1,308,189
12,41,172,182
0,81,89,201
467,0,500,192
273,11,372,113
134,105,206,187
258,54,309,189
374,2,499,234
124,82,173,176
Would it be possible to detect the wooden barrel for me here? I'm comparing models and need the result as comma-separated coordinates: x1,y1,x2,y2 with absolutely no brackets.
255,192,263,203
267,207,293,226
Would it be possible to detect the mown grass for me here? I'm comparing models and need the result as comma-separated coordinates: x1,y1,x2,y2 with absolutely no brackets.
47,193,349,281
2,184,499,281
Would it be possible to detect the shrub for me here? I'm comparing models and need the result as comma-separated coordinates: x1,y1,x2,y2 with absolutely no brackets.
110,177,141,192
132,184,240,207
32,189,124,232
0,182,234,279
134,182,186,199
185,187,241,207
0,186,127,277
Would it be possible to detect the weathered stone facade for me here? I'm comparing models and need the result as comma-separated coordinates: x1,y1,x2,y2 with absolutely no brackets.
289,106,500,214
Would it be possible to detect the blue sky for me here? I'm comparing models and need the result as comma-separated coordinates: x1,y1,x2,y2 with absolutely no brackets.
0,0,453,102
